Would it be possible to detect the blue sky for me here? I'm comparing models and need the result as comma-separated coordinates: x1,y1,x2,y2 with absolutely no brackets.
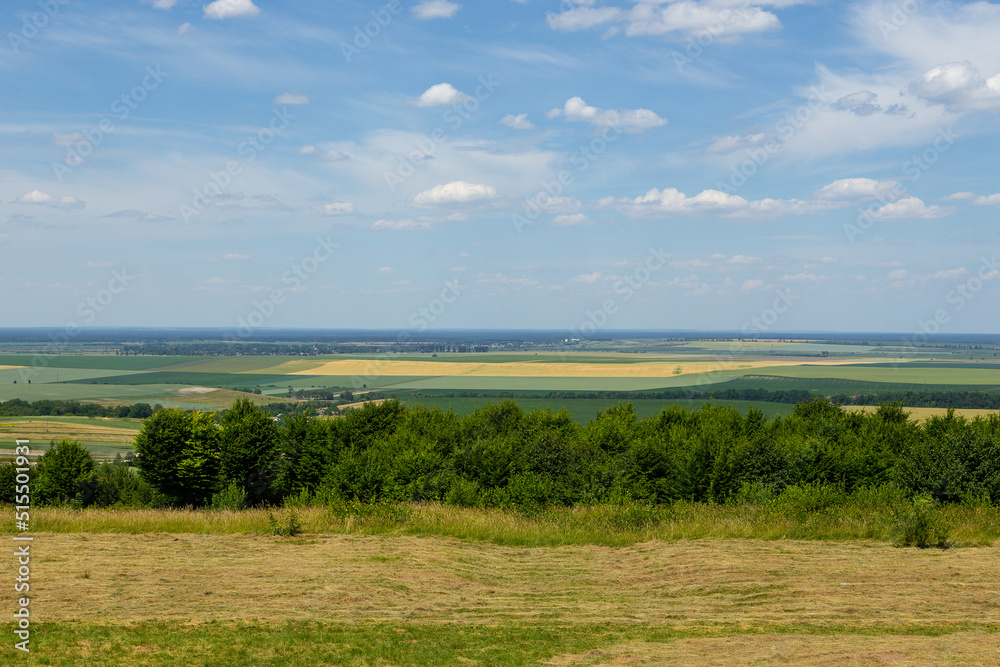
3,0,1000,334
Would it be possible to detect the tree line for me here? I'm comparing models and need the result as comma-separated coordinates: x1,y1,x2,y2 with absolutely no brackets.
6,397,999,510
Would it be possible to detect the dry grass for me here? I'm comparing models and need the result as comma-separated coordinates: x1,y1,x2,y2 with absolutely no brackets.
845,405,1000,420
273,358,887,379
11,533,1000,630
0,418,138,456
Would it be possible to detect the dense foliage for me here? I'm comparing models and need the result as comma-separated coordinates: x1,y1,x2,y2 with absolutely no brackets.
7,398,1000,510
0,398,156,418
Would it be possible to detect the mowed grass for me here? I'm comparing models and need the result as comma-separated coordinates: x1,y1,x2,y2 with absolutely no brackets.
5,528,1000,665
0,416,140,456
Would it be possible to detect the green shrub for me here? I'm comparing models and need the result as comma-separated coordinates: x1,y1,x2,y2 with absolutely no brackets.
893,494,951,548
209,482,247,511
267,511,302,536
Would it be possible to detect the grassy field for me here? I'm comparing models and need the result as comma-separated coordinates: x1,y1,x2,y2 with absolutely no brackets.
0,416,140,457
4,509,1000,665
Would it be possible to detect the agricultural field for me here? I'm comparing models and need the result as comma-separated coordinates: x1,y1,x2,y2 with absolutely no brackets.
0,343,999,415
0,416,140,458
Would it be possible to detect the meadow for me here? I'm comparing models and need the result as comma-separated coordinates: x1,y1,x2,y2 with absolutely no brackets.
4,503,1000,665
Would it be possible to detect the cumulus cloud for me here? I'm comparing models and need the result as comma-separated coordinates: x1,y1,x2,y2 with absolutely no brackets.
412,83,471,107
412,0,460,19
868,196,951,220
148,0,178,8
547,1,793,40
177,22,194,35
15,190,85,209
832,90,883,116
548,96,666,132
740,279,765,292
909,61,1000,110
203,0,261,20
500,113,535,130
413,181,496,206
224,253,251,260
322,202,355,216
274,92,309,105
617,177,951,220
813,178,901,201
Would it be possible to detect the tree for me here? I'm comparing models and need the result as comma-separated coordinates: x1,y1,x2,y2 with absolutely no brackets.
133,409,221,506
35,440,94,505
220,398,280,505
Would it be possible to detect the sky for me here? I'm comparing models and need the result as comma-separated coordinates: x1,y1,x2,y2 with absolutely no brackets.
2,0,999,335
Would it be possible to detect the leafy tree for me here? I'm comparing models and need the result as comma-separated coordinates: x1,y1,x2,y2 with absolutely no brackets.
35,440,95,505
220,398,280,505
133,408,221,506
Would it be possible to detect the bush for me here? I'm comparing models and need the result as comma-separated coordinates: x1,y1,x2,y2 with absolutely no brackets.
209,482,247,511
267,511,302,537
893,494,951,548
35,440,94,506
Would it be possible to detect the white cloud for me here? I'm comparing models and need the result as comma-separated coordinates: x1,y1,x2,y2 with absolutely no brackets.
372,219,432,230
15,190,85,209
203,0,261,20
909,61,1000,111
567,272,603,285
500,113,535,130
412,83,471,108
51,132,87,146
547,1,795,40
549,96,666,132
413,0,461,20
224,253,251,260
740,279,765,293
813,178,900,201
707,133,768,154
148,0,178,9
274,92,309,105
869,196,951,220
618,177,949,220
177,22,194,35
547,6,623,31
832,90,884,116
322,202,355,216
552,213,593,226
413,181,496,206
377,266,394,274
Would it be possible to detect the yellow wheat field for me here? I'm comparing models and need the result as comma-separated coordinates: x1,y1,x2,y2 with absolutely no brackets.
267,358,887,379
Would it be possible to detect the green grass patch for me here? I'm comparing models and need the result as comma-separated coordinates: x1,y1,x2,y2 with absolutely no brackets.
7,621,997,666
